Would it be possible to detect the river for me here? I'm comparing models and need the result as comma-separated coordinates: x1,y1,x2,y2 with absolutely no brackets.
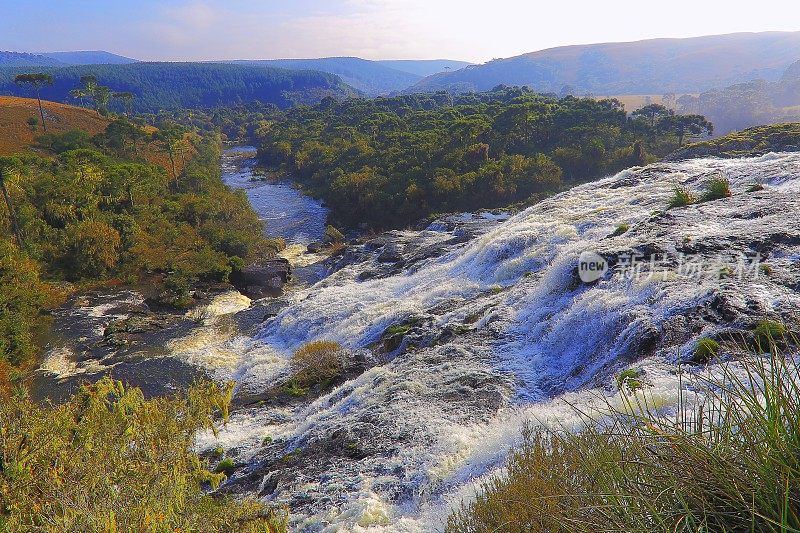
32,147,800,531
221,146,329,246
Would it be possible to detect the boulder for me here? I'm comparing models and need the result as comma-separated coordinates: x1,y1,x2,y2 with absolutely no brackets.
377,243,404,263
234,259,291,291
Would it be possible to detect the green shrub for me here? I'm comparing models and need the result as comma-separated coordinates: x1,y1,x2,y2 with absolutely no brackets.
610,223,630,237
747,183,765,192
385,324,411,336
448,351,800,532
754,319,787,347
616,368,643,392
694,337,720,363
668,186,696,208
214,458,236,476
36,129,93,154
0,377,287,532
700,177,732,202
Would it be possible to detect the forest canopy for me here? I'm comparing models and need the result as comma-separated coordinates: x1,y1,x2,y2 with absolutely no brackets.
256,87,713,229
0,63,356,113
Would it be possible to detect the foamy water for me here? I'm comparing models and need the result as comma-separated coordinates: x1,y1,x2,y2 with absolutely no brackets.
189,152,800,531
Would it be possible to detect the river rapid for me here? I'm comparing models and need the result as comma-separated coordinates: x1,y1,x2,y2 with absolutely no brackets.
34,149,800,532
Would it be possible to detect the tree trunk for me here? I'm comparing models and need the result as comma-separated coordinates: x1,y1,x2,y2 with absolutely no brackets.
168,147,178,183
36,89,47,133
1,176,24,249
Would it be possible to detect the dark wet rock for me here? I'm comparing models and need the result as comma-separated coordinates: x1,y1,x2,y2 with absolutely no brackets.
104,314,167,336
235,259,291,288
306,242,323,253
377,243,404,263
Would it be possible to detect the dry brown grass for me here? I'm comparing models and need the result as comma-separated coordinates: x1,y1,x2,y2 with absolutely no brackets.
0,96,109,155
289,340,344,389
0,96,189,174
448,343,800,533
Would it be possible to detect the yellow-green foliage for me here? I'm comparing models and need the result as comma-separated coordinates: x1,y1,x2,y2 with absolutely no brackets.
1,135,271,285
448,349,800,532
289,340,344,390
694,337,720,363
0,377,288,532
0,241,64,372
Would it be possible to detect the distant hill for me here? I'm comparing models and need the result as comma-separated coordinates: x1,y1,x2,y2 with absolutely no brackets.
375,59,472,77
40,51,138,65
0,63,357,112
672,60,800,135
228,57,470,95
409,32,800,95
782,59,800,81
229,57,420,95
0,51,63,67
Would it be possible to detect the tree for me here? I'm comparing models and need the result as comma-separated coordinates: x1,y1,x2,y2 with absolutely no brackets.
152,123,187,183
113,91,135,116
72,75,112,115
0,160,24,249
14,73,54,133
631,103,673,129
660,114,714,146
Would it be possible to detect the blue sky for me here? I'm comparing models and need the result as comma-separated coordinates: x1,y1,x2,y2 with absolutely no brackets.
1,0,798,62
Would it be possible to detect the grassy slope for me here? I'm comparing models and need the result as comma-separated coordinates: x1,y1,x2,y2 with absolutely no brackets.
669,122,800,160
0,96,189,173
0,96,109,154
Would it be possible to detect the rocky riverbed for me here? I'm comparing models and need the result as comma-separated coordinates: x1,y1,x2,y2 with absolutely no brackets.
33,150,800,531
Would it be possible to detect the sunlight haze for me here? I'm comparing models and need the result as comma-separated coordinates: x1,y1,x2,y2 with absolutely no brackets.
1,0,797,61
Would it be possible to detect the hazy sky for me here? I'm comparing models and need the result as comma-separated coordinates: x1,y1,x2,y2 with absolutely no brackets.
1,0,797,62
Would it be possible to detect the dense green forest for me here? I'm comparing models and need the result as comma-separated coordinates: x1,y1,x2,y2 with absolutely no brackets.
256,87,712,228
0,63,356,113
0,121,279,380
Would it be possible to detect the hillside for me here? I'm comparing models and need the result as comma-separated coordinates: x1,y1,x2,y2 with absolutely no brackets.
409,31,800,95
671,60,800,135
0,96,110,154
229,57,471,95
0,51,62,67
230,57,418,95
375,59,472,77
0,96,190,173
669,122,800,160
0,63,357,112
40,50,138,65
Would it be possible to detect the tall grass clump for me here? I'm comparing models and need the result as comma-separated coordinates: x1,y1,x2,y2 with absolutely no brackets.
448,340,800,532
0,377,288,532
701,176,732,202
287,340,345,393
668,186,696,209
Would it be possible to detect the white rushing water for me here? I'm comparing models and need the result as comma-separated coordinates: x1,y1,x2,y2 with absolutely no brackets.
186,152,800,531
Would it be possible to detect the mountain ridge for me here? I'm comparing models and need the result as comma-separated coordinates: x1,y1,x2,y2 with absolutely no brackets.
409,31,800,95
